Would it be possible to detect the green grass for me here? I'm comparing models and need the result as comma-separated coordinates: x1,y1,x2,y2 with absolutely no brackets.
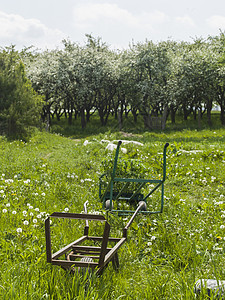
1,124,225,299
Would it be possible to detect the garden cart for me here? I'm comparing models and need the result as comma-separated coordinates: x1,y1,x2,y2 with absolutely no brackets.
45,200,148,275
99,141,169,215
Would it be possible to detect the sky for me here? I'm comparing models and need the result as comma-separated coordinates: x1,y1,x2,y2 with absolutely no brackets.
1,0,225,50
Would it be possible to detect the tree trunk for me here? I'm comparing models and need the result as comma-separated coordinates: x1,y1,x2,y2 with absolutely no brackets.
161,104,168,131
170,107,176,124
117,109,122,131
207,101,212,127
142,113,152,130
220,103,225,125
80,108,86,129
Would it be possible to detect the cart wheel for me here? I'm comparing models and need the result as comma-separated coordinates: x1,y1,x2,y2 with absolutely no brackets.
105,200,113,210
138,200,147,211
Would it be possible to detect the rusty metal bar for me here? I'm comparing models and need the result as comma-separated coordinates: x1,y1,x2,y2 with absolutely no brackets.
52,235,88,259
72,245,112,252
87,236,121,242
102,237,126,269
51,259,98,269
83,201,89,235
98,221,110,268
50,212,106,221
123,201,147,238
45,217,52,263
69,254,100,259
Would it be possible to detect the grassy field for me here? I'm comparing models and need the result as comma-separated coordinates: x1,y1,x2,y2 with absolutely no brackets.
1,115,225,299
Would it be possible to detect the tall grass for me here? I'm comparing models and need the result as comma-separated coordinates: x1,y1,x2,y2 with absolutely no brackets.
1,122,225,299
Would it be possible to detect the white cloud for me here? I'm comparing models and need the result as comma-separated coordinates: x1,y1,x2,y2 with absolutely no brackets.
175,15,195,27
207,15,225,29
73,3,137,28
72,2,172,47
73,3,168,30
0,10,65,49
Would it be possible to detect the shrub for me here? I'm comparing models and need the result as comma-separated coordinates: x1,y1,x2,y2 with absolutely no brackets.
0,46,42,141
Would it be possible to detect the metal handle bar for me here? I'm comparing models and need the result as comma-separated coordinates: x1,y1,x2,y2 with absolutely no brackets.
123,201,146,238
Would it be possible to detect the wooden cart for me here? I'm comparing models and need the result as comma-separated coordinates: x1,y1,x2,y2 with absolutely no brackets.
45,201,146,275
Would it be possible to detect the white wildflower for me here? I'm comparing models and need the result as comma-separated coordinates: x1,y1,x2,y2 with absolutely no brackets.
16,228,22,233
23,220,29,225
24,179,31,184
5,179,13,184
2,209,7,213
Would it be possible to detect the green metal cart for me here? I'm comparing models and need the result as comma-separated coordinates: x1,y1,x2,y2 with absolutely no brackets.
99,141,169,215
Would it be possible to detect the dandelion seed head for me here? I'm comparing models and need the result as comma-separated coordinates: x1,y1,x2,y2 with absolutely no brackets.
16,228,22,233
12,210,17,214
2,208,7,213
23,220,29,225
6,203,10,207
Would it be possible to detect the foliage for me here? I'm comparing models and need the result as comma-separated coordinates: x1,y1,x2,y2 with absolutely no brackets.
24,32,225,131
0,46,43,140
